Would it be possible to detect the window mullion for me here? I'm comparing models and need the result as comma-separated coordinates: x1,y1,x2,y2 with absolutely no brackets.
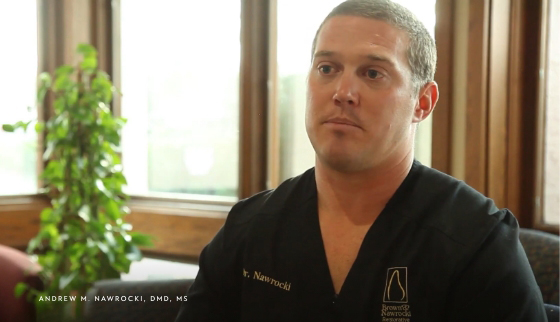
239,0,271,199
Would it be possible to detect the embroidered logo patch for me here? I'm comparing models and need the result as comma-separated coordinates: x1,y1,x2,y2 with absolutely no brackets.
383,267,408,303
381,267,412,321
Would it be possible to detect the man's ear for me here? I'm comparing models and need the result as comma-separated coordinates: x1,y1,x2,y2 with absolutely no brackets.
412,81,439,123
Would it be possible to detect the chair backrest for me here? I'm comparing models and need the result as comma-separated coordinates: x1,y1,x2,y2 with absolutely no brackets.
518,228,559,305
0,245,42,322
83,278,194,322
544,303,559,322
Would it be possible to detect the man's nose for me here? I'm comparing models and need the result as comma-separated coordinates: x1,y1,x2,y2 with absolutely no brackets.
333,72,360,107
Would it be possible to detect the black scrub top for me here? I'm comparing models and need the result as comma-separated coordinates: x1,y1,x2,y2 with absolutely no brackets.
176,160,547,322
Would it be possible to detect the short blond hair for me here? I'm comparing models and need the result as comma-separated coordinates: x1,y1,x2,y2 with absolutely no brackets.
311,0,437,92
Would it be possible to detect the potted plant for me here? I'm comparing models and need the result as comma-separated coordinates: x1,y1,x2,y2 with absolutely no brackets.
2,43,153,321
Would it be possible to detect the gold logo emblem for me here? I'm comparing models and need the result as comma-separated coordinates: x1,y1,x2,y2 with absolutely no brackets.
383,267,408,303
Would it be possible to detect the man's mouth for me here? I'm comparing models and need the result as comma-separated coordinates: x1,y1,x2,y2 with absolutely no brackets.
323,117,361,129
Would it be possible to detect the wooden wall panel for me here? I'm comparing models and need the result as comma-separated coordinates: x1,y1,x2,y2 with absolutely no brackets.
90,0,112,74
465,0,490,194
0,211,41,247
0,199,226,259
0,197,49,248
507,0,544,229
127,212,225,259
487,0,512,208
443,0,553,231
432,0,455,174
239,0,270,198
506,0,525,218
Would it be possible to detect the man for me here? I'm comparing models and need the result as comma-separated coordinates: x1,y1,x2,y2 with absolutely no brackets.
176,0,546,321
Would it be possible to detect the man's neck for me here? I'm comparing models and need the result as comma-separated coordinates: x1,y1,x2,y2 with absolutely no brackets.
315,152,414,225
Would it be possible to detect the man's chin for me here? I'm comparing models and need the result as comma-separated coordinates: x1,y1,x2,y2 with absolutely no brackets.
318,152,368,173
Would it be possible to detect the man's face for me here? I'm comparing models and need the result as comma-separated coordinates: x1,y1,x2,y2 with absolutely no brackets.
306,16,423,172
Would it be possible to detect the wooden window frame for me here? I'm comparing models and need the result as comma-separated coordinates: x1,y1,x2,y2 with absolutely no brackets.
431,0,558,235
533,0,559,233
108,0,272,259
0,0,274,259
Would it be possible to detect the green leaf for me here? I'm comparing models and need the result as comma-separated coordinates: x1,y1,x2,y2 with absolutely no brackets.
80,56,97,70
14,282,28,298
104,199,120,219
38,72,52,87
90,221,106,236
43,141,56,160
37,87,48,103
40,207,53,222
34,295,51,313
95,179,112,198
2,124,14,132
54,119,68,139
120,231,132,242
124,244,142,261
19,121,32,131
35,122,44,133
37,251,56,268
121,206,131,215
69,243,86,259
53,75,72,92
104,231,117,247
112,256,132,273
97,241,115,263
53,96,66,113
129,232,154,247
55,65,74,77
77,43,97,56
97,240,109,253
27,236,40,253
44,224,59,239
59,271,78,290
67,86,79,106
78,205,91,222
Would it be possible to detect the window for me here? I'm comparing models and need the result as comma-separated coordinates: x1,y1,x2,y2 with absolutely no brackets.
0,1,39,195
119,1,241,199
542,0,559,225
276,0,436,181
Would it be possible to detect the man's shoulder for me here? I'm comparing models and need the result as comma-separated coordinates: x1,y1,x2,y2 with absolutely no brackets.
221,168,315,235
410,163,508,246
416,163,497,212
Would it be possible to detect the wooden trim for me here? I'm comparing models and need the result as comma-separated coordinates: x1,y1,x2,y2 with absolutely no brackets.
36,0,54,189
38,0,64,125
239,0,270,199
110,0,122,118
126,211,225,258
267,0,280,189
505,0,540,228
486,0,511,208
0,194,225,258
90,0,113,77
62,0,91,65
0,195,50,248
449,0,469,180
540,0,560,232
432,0,455,174
533,0,553,230
517,0,543,228
464,0,490,195
506,0,525,220
128,197,232,218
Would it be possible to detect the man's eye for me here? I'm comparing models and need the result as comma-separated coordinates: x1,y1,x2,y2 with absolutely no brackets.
366,69,381,79
319,65,334,74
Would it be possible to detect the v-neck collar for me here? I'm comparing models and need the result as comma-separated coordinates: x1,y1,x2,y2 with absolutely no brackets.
308,160,422,299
